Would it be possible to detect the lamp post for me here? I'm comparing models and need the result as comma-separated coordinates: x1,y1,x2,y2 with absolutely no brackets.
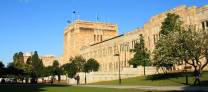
185,51,188,85
85,71,87,84
124,42,128,67
84,59,87,84
114,53,121,85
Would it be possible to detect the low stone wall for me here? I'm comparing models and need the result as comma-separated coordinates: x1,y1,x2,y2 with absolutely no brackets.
67,66,162,84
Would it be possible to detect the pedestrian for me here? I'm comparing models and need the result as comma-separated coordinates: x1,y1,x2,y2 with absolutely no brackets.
51,76,54,84
194,70,200,86
76,74,80,85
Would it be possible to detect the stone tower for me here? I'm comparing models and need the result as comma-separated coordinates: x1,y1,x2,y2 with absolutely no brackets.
63,20,118,62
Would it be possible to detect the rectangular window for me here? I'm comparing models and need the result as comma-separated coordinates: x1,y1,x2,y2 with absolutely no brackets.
153,35,156,45
148,36,150,48
97,35,99,42
206,21,208,27
202,22,205,30
101,35,103,41
94,35,96,42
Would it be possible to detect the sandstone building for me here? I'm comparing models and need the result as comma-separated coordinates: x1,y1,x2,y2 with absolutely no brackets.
23,5,208,72
23,52,55,66
62,5,208,72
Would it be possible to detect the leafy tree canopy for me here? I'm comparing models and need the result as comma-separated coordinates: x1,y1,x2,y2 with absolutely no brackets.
84,58,99,72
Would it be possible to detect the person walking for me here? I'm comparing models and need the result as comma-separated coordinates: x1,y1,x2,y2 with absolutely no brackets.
194,70,200,86
76,74,80,85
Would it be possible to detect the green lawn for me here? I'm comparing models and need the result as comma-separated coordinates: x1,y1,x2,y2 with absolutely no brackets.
0,84,149,92
0,72,207,92
93,71,208,86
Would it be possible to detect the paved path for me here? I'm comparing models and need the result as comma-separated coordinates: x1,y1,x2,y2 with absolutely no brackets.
79,85,208,91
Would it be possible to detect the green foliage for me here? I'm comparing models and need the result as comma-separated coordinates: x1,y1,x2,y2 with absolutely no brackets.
160,13,182,36
0,61,5,77
84,58,100,72
154,13,208,74
42,66,53,77
30,51,44,82
12,52,25,70
61,56,99,78
128,34,150,67
70,55,86,72
153,32,179,69
51,60,63,81
53,60,59,68
7,62,25,79
0,61,4,69
153,13,182,70
62,63,78,78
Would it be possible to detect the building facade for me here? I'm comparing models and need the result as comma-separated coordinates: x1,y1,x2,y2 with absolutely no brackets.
23,52,55,66
61,20,118,64
62,5,208,72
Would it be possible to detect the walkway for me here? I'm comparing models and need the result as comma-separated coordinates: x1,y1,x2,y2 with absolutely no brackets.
80,85,208,91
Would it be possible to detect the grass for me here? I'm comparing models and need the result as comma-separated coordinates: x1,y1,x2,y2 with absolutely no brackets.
0,84,151,92
1,72,208,92
93,71,208,86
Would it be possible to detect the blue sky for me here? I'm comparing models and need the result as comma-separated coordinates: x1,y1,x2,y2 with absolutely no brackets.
0,0,207,65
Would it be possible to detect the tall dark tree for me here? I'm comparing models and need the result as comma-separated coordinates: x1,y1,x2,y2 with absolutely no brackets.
13,52,25,70
31,51,44,83
0,61,5,77
12,52,26,83
128,34,150,75
160,13,182,36
52,60,62,82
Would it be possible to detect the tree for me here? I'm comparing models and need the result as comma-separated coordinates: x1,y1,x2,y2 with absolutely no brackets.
0,61,5,77
24,56,32,83
83,58,99,84
153,13,182,72
128,34,150,75
160,13,182,36
62,63,78,78
62,55,86,79
153,31,180,73
6,62,24,83
176,28,208,73
84,58,99,72
12,52,27,83
12,52,25,70
154,13,208,85
30,51,44,83
52,60,63,82
70,56,86,72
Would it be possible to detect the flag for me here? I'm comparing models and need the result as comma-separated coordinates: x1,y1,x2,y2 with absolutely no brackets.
73,11,76,14
67,20,71,23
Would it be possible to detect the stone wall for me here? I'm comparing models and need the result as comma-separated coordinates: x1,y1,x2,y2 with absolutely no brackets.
67,66,162,84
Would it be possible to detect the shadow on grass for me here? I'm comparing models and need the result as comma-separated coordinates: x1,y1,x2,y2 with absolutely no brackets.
145,71,208,86
146,71,208,81
146,72,192,80
145,72,192,85
0,84,70,92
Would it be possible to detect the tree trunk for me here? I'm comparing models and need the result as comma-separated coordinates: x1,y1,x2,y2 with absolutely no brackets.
58,75,61,82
